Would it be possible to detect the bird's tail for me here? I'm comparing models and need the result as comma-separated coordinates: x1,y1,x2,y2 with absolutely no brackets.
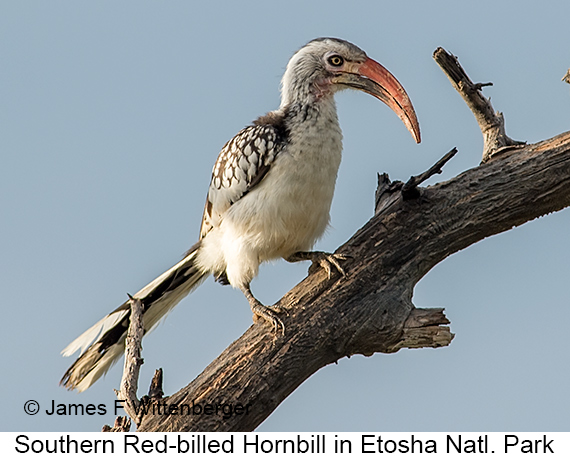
60,242,207,392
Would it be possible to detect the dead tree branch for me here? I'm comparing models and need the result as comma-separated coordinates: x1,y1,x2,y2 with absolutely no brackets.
111,297,144,429
433,47,525,162
401,147,458,199
106,300,167,430
132,50,570,432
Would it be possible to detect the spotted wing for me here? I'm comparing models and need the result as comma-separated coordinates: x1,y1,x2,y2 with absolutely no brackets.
199,124,283,239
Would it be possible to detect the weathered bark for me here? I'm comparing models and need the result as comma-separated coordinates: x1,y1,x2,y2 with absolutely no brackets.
133,49,570,432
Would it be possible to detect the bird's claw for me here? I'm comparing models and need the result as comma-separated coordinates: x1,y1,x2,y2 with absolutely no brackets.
287,250,349,278
251,302,285,336
312,252,349,278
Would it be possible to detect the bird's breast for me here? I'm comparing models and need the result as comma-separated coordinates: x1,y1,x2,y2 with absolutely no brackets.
226,115,343,260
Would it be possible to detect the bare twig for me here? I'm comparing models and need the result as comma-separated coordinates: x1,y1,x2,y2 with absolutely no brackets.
433,47,525,162
375,148,458,212
114,296,144,427
402,148,458,199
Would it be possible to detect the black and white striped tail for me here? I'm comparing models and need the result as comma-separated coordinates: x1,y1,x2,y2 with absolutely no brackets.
60,242,206,392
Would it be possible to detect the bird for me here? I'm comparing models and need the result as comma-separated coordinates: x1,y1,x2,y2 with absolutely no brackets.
60,37,421,392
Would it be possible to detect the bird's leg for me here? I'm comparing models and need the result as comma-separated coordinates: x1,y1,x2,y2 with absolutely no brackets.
239,284,285,335
286,251,348,278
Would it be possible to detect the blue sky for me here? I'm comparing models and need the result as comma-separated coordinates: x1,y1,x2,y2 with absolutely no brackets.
1,1,569,431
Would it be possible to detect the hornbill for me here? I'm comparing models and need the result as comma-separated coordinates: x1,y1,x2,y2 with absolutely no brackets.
61,37,421,392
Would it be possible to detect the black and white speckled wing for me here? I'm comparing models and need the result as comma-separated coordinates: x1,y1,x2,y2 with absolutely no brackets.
199,122,284,239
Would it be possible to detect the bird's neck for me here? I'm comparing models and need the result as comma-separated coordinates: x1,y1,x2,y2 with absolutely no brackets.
280,74,334,109
280,95,343,166
282,95,341,141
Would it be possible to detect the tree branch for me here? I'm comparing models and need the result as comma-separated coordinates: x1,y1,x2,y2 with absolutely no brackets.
401,147,458,199
137,128,570,432
112,297,144,429
433,47,525,162
131,49,570,432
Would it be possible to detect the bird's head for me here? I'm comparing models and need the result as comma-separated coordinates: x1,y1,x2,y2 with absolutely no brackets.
280,37,421,143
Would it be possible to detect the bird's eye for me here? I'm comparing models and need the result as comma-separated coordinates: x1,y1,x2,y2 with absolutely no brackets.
327,55,344,67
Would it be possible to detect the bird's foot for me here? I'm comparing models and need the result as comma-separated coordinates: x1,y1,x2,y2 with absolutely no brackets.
240,285,285,335
287,251,349,278
250,301,285,336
